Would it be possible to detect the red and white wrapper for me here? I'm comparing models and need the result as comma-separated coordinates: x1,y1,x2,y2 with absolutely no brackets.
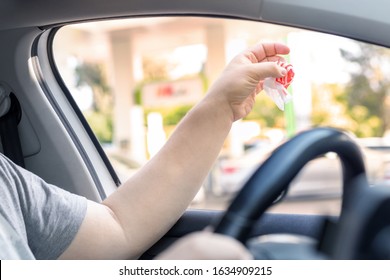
263,62,295,111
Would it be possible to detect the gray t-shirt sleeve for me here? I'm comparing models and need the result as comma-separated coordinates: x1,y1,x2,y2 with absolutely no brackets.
0,213,35,259
0,154,87,259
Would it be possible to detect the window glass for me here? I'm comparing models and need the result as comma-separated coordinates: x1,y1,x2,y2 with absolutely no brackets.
53,17,390,215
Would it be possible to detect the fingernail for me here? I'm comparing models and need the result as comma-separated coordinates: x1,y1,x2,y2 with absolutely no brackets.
280,69,287,76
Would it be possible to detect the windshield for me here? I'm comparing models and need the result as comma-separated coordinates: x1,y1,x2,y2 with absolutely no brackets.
52,16,390,216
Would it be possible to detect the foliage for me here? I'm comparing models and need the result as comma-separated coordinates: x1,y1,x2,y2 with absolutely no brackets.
75,62,113,142
311,42,390,138
339,42,390,136
244,93,285,128
163,105,193,126
85,111,113,143
142,56,171,81
311,84,382,137
133,84,143,105
145,105,193,127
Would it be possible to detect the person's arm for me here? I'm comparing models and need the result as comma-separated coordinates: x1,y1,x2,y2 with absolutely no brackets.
59,42,289,260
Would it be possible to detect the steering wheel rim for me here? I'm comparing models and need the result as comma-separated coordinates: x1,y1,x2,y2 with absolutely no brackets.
213,127,368,244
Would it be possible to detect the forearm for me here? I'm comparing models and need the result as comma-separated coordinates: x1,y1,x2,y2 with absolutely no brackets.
102,93,233,257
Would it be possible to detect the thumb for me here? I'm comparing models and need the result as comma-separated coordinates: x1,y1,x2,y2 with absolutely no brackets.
249,61,287,81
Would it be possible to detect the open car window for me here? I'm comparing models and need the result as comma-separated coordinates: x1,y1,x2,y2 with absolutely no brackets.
52,16,390,216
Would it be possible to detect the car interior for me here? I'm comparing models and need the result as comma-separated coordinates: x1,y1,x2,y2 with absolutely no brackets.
1,0,390,259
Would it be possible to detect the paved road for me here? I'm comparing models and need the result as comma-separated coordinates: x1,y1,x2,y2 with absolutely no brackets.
194,146,390,216
194,155,360,216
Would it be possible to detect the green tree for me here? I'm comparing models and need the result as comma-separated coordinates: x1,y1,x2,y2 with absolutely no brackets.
245,93,285,128
142,56,171,81
339,42,390,136
75,63,113,143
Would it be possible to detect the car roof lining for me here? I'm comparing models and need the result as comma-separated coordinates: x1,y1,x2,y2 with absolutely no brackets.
1,0,390,47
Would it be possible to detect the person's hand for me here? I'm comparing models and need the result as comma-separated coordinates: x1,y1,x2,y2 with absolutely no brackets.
155,231,253,260
206,42,290,121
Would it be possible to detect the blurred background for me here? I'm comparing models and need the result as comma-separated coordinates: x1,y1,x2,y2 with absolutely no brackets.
53,17,390,216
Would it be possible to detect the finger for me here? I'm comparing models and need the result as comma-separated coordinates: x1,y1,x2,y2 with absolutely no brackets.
248,42,290,62
249,61,287,81
267,56,287,63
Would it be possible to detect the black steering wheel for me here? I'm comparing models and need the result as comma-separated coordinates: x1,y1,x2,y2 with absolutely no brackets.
213,127,369,258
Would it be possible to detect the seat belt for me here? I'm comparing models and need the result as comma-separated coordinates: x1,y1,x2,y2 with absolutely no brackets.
0,87,25,168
